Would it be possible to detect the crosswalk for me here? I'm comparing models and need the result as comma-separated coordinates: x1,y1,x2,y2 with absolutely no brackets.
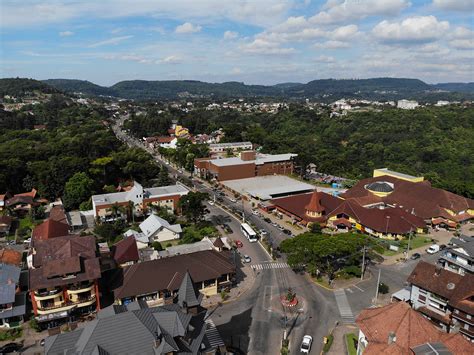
251,262,290,270
334,289,355,324
205,318,225,348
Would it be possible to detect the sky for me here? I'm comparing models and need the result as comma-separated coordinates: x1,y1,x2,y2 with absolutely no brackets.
1,0,473,86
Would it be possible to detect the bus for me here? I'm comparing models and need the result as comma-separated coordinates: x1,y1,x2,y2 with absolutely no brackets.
241,223,258,242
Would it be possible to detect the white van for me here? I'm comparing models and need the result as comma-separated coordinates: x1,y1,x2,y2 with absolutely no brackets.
426,244,440,254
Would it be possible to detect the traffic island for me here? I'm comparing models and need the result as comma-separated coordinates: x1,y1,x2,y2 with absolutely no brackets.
280,288,299,307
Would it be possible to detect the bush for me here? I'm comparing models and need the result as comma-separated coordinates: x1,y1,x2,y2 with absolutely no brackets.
323,334,334,353
29,318,41,332
152,241,163,251
343,265,361,278
378,282,389,294
0,327,23,341
345,333,358,355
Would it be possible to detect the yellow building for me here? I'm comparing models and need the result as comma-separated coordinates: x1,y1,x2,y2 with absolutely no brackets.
175,125,190,137
373,168,424,183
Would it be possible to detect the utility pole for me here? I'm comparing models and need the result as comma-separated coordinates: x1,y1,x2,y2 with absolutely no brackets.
406,230,413,260
360,246,366,281
374,268,381,305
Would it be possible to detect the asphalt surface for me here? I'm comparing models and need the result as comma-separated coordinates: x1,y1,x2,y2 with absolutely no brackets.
110,116,436,354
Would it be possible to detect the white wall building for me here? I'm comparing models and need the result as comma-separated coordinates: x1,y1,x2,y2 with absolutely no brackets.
397,99,419,109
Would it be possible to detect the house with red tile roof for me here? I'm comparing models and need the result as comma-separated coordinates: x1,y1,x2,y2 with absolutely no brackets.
356,301,473,354
111,237,139,267
407,261,474,341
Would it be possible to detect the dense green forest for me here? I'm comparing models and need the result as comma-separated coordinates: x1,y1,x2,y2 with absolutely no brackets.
40,77,474,101
0,96,159,207
0,78,59,97
126,104,474,197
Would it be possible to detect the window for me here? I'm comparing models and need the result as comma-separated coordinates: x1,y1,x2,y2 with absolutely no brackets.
418,295,426,303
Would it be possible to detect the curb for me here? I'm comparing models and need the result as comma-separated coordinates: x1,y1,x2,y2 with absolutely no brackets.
308,270,373,292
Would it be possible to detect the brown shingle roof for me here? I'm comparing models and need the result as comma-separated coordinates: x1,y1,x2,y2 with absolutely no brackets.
305,191,325,213
49,205,68,224
29,235,101,290
32,219,70,242
342,176,474,220
0,248,22,266
356,302,473,355
112,250,235,300
271,192,342,223
112,237,139,265
327,199,425,234
407,261,474,315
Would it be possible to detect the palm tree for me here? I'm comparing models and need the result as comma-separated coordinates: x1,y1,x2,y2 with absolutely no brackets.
110,203,125,221
127,200,136,223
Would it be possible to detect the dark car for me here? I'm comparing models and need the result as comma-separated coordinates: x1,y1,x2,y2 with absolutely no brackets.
0,342,23,354
222,224,233,234
283,229,292,235
263,217,272,223
439,244,447,250
410,252,421,260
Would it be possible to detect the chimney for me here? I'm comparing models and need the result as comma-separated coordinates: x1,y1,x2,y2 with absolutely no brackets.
435,266,442,276
388,331,396,345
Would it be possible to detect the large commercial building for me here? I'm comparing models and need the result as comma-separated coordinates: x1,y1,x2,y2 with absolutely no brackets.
209,141,253,157
194,150,297,181
92,181,189,221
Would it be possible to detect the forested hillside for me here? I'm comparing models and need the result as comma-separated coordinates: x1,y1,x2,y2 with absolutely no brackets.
126,104,474,197
0,95,159,205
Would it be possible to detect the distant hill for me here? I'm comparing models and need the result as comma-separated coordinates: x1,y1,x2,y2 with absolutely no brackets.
0,78,59,97
1,77,472,101
431,82,474,93
43,79,113,96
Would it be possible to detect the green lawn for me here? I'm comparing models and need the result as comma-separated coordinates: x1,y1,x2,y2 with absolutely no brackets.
19,216,34,230
381,236,432,255
345,333,358,355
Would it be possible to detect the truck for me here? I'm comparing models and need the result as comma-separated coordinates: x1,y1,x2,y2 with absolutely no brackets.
426,244,440,254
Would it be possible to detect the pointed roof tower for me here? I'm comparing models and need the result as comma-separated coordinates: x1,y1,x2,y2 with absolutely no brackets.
305,190,325,215
177,271,202,308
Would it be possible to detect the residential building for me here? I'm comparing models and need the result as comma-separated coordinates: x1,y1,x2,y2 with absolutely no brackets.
138,214,182,243
157,237,231,258
0,193,10,211
145,136,178,149
28,235,102,328
0,263,27,328
45,272,226,355
209,141,253,157
356,301,472,354
91,181,188,221
0,248,23,267
373,168,424,183
397,99,419,109
4,189,38,215
110,250,235,306
111,237,139,267
408,261,474,341
194,150,297,181
439,235,474,275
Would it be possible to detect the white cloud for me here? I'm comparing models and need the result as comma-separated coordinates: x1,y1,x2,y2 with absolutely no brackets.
159,55,182,64
88,35,133,48
314,55,336,63
310,0,410,25
240,38,296,55
230,67,242,74
372,16,449,44
223,31,239,40
102,53,152,64
450,26,474,40
432,0,474,11
59,31,74,37
175,22,202,34
450,39,474,50
314,40,350,49
330,24,359,40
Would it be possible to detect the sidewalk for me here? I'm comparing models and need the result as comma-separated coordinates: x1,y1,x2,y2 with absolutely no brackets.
326,324,359,355
201,263,256,308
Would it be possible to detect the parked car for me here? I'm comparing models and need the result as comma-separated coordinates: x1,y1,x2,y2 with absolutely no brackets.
263,217,272,223
426,244,440,254
410,252,421,260
0,343,23,354
23,238,31,244
271,222,279,227
277,225,285,231
208,200,215,206
283,229,292,235
439,244,447,250
259,229,268,236
300,335,313,354
243,255,251,263
229,197,237,203
235,240,243,248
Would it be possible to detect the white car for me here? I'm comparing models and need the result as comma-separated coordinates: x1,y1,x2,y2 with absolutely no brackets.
300,335,313,354
229,198,237,203
252,210,260,216
243,255,251,263
426,244,440,254
208,200,215,206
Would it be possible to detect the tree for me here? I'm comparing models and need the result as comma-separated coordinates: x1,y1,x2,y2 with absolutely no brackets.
178,191,209,223
157,166,172,186
378,282,389,294
63,172,94,210
152,241,163,251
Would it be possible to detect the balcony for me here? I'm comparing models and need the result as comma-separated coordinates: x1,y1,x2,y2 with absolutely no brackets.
34,288,63,301
452,311,474,326
67,282,95,294
459,326,474,339
37,295,97,315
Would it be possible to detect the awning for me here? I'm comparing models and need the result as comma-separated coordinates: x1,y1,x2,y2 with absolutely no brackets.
332,218,352,228
391,287,411,302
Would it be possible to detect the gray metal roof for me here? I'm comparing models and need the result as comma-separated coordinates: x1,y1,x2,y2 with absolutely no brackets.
178,272,201,308
0,263,20,284
411,342,452,355
0,292,27,319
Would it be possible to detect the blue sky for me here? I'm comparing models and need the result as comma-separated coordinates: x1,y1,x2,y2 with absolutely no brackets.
1,0,473,86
